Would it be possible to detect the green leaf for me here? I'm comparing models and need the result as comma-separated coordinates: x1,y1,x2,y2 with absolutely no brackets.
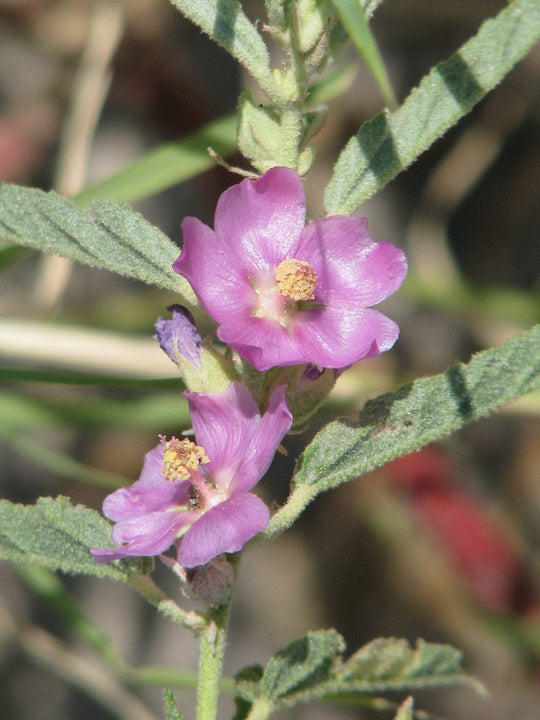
235,634,482,715
0,426,126,489
337,638,483,694
0,183,196,302
266,325,539,538
74,114,237,206
236,630,345,704
0,367,183,389
163,689,183,720
0,389,189,431
0,496,138,580
168,0,279,102
330,0,396,106
324,0,540,214
293,325,539,494
15,564,124,667
306,62,358,106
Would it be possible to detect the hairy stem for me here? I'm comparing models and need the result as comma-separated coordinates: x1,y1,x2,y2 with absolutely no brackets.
196,599,233,720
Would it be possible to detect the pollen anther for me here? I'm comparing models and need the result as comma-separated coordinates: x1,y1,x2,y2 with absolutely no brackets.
275,259,317,302
160,435,210,482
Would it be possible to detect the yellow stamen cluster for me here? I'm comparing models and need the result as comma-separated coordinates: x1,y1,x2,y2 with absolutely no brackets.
161,436,209,482
275,259,317,302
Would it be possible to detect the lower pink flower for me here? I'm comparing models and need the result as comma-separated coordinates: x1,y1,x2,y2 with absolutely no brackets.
91,382,292,568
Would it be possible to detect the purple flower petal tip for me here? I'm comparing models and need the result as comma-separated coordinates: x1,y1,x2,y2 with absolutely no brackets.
155,304,201,368
91,382,291,568
173,167,407,371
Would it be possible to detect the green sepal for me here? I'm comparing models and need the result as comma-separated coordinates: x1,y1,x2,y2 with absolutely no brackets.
264,0,286,31
286,367,337,425
238,91,301,172
198,337,240,393
294,0,337,55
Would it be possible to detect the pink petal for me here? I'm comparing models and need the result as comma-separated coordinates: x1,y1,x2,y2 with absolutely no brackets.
213,166,306,268
294,305,400,367
103,444,190,521
173,217,255,324
185,383,291,493
297,216,407,307
217,315,310,370
91,509,194,561
177,493,270,568
230,384,292,494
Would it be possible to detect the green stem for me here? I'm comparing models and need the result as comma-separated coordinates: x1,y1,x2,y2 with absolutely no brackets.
196,600,233,720
245,700,273,720
128,574,205,633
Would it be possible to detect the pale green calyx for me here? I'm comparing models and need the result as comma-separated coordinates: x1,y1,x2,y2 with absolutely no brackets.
238,91,302,172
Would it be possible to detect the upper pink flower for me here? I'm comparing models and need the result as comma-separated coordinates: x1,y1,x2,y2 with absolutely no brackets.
173,167,407,371
91,382,292,568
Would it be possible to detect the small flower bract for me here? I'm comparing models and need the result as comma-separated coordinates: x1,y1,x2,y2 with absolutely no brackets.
91,382,292,568
174,166,408,371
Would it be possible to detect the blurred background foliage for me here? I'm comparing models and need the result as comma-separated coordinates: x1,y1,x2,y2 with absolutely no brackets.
0,1,539,719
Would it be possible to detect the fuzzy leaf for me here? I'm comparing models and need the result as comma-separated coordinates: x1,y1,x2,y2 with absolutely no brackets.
324,0,540,214
292,325,539,494
235,634,482,713
168,0,278,101
0,183,195,302
163,689,183,720
337,638,483,693
236,630,345,704
0,496,138,580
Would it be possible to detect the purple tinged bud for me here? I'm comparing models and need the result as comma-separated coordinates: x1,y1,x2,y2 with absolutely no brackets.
155,304,201,368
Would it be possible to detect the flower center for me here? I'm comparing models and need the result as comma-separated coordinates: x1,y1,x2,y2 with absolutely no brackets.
274,259,317,302
160,436,210,482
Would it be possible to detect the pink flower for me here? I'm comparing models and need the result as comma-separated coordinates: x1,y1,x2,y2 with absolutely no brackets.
173,167,407,371
91,382,292,568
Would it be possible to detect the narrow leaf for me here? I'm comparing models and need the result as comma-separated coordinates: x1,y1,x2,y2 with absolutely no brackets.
15,565,123,667
330,0,396,106
0,426,126,489
0,389,189,430
324,0,540,214
293,325,539,494
163,689,183,720
394,697,414,720
0,183,196,301
0,496,137,580
168,0,279,102
0,367,183,390
74,114,237,206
